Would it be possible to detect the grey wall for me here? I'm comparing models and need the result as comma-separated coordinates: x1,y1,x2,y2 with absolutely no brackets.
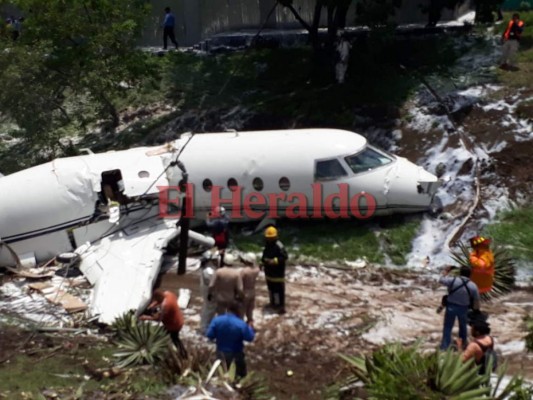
142,1,473,47
3,1,472,48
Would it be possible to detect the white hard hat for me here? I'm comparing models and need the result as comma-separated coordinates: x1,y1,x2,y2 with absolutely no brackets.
224,253,236,266
217,206,226,216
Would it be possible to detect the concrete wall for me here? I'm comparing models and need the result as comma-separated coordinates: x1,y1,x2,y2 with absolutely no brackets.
141,0,473,47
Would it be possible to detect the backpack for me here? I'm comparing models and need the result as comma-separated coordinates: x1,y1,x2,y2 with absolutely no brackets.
475,337,497,375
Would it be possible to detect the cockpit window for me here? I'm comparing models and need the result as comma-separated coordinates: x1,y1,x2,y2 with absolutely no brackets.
344,147,393,174
315,159,348,181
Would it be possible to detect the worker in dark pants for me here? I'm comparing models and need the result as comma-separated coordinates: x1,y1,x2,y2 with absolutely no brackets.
206,206,230,267
140,289,187,358
206,302,255,379
261,226,288,314
162,7,179,50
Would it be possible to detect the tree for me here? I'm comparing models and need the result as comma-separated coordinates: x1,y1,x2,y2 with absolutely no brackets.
474,0,505,23
278,0,402,50
278,0,353,49
0,0,152,152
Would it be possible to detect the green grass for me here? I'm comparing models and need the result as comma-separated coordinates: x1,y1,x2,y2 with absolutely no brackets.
484,206,533,262
0,344,113,396
233,216,421,265
161,35,460,124
377,216,422,265
0,333,168,399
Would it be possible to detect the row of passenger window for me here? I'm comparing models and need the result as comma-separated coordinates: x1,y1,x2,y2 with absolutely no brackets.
201,177,291,192
197,148,394,192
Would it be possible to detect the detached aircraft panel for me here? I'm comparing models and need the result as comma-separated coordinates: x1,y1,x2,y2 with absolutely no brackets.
79,219,177,324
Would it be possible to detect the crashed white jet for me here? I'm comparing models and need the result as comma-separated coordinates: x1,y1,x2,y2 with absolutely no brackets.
0,128,440,322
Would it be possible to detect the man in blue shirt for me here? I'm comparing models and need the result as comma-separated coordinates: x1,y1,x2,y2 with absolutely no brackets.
162,7,178,50
439,265,480,350
206,302,255,378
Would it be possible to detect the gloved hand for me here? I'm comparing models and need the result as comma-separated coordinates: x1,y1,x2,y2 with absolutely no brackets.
207,293,213,302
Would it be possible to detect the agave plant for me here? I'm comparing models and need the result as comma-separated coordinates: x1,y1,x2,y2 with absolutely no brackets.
329,343,530,400
112,311,170,368
450,241,516,300
110,309,137,337
525,316,533,352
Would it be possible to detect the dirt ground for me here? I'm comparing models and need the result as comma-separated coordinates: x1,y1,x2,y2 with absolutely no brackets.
158,264,533,399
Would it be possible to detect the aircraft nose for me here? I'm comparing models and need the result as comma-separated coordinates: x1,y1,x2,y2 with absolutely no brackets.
386,157,440,210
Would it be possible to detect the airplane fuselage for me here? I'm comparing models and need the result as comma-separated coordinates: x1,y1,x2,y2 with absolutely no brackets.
0,129,439,267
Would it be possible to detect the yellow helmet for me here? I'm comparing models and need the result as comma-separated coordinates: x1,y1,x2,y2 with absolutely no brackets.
470,236,491,247
264,226,278,239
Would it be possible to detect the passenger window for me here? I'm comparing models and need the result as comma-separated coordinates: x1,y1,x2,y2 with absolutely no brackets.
314,159,348,181
253,177,264,191
279,177,290,191
344,147,393,174
228,178,238,192
202,179,213,192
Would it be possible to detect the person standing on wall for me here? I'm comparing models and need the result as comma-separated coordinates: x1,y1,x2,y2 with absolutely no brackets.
162,7,179,50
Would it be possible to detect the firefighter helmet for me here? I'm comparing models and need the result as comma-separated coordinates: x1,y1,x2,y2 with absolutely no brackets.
470,236,491,247
264,226,278,239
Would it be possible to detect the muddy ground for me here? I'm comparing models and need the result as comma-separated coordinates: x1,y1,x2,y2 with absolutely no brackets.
160,264,533,399
2,264,530,399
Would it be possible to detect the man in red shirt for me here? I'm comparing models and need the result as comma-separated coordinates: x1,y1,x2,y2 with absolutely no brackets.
140,289,186,357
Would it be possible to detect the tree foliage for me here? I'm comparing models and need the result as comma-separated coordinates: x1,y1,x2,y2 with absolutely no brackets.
0,0,152,151
277,0,403,49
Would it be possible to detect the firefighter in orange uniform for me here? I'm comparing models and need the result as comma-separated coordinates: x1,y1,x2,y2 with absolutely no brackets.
500,13,524,69
468,236,495,295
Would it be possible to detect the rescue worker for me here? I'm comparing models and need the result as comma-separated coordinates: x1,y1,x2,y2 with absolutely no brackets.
199,251,217,334
439,265,480,351
206,206,230,267
140,289,187,358
261,226,288,314
208,262,244,316
239,255,260,327
469,236,495,295
500,13,524,69
206,302,255,379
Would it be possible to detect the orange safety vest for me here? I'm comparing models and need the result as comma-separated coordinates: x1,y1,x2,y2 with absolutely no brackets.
503,19,524,40
469,248,495,294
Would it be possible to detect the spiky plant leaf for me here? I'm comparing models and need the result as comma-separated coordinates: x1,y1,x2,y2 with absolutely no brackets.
333,343,531,400
110,309,137,337
112,312,170,368
451,241,516,301
524,315,533,352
